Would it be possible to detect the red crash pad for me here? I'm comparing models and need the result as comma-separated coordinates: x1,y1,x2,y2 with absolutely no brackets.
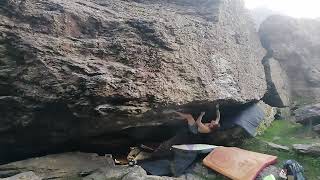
203,147,277,180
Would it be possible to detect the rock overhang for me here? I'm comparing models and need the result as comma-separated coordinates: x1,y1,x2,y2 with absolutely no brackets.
0,0,267,161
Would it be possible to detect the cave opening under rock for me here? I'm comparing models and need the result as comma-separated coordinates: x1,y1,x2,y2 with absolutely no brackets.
0,101,261,165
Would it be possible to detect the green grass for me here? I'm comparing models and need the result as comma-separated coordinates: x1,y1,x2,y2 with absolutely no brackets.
241,120,320,179
258,120,319,145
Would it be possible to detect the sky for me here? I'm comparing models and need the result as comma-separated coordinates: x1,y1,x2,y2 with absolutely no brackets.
244,0,320,18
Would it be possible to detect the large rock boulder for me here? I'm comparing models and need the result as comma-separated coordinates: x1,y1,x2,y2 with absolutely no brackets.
294,103,320,125
0,0,266,160
262,57,290,107
259,15,320,106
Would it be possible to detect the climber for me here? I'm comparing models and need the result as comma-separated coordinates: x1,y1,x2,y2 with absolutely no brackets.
174,104,220,134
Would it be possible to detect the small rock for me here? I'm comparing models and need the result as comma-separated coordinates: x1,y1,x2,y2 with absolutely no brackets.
1,171,41,180
84,165,197,180
121,166,150,180
293,143,320,156
256,166,281,180
0,152,107,179
190,162,219,179
1,32,6,38
313,124,320,133
294,103,320,124
265,142,290,151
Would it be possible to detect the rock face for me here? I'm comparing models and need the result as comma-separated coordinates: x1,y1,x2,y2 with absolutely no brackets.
262,57,290,107
259,15,320,106
0,0,266,160
294,103,320,125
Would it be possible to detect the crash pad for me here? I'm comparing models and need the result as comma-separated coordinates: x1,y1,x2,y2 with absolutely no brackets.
222,103,265,136
203,147,277,180
172,144,218,153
